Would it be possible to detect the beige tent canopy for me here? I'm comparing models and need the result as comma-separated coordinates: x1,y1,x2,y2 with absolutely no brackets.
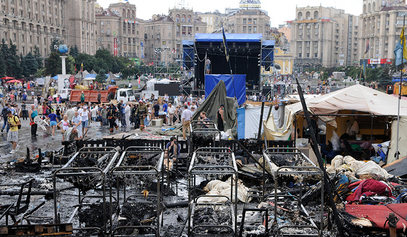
264,85,407,162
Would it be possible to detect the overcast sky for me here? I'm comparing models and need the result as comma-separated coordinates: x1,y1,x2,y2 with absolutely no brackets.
96,0,363,27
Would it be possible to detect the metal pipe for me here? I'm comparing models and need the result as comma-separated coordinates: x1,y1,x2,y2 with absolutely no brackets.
257,101,265,140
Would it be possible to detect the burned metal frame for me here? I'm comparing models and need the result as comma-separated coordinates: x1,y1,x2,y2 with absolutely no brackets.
188,147,239,236
273,166,324,236
190,195,236,237
238,208,269,237
109,146,164,236
190,120,222,154
0,179,34,225
52,147,121,233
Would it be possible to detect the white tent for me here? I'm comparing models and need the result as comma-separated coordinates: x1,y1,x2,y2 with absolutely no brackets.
264,85,407,161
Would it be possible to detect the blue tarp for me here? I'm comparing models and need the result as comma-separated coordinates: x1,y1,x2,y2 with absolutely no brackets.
52,75,58,79
392,77,407,82
195,33,262,43
85,74,97,79
205,74,246,105
237,108,245,139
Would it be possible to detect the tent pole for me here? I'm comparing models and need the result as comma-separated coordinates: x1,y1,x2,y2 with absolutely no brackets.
295,77,344,236
257,101,265,140
396,16,405,160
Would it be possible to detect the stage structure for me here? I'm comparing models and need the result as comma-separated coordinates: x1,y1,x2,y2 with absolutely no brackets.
183,33,274,91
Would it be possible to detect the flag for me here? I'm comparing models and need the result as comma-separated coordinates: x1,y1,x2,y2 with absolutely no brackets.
81,61,83,72
222,27,229,62
401,26,407,60
365,38,370,54
138,76,140,84
363,60,367,79
394,26,407,66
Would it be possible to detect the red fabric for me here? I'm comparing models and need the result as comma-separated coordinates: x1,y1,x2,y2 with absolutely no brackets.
387,204,407,222
346,204,407,230
346,179,393,202
348,180,364,189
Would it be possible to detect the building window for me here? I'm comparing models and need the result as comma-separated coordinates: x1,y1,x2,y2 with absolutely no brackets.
253,18,257,25
196,27,198,31
307,53,310,58
248,26,251,33
299,53,302,58
248,18,252,24
243,18,246,24
315,53,317,57
243,26,246,33
253,26,257,33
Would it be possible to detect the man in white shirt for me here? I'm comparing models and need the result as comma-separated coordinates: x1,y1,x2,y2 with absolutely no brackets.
182,105,192,140
65,105,75,121
168,103,176,126
71,111,83,139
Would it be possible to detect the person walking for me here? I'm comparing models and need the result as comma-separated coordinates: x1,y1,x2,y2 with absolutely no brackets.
107,103,118,133
1,103,10,133
7,110,20,153
80,106,90,136
47,108,58,137
57,115,70,141
71,111,83,140
136,100,147,130
66,105,75,121
29,104,38,136
153,101,159,119
162,100,168,125
125,103,130,128
168,103,176,126
182,105,192,140
80,91,85,103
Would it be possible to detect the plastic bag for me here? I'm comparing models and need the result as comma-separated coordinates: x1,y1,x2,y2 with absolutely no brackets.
331,131,340,151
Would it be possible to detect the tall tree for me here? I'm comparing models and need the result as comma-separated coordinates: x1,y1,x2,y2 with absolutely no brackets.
24,52,38,76
34,46,43,69
44,51,62,76
20,54,27,77
7,40,21,78
0,50,6,77
66,55,76,74
69,45,79,58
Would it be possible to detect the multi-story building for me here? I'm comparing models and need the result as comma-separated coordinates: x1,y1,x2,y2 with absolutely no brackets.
227,9,271,39
0,0,95,58
0,0,67,57
66,0,96,55
95,2,144,58
197,11,227,33
359,0,407,64
143,7,207,66
290,6,360,69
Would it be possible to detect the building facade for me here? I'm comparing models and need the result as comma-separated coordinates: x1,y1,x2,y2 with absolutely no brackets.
0,0,96,58
66,0,96,55
143,7,207,66
0,0,67,57
227,9,271,39
290,6,360,69
197,11,227,33
359,0,407,63
95,2,144,58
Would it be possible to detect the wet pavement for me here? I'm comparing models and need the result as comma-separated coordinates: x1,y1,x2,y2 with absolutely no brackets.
0,111,135,165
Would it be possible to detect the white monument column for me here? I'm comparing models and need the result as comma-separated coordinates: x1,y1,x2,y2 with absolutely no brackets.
60,56,67,75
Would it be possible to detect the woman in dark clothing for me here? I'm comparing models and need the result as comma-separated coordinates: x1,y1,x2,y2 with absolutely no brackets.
217,104,224,131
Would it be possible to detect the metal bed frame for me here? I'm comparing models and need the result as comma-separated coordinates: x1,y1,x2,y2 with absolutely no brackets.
109,146,164,236
188,147,239,236
263,148,324,237
52,147,120,233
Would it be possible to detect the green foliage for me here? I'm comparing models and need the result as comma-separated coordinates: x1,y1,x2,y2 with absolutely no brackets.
34,46,43,69
24,52,39,76
34,68,46,78
44,51,62,77
69,45,79,58
95,69,107,84
66,55,75,74
0,49,5,77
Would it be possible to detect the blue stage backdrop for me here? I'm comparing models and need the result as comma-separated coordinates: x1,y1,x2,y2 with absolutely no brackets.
205,74,246,105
